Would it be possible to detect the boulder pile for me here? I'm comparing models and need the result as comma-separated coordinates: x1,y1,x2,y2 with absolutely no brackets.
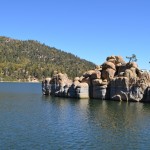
42,56,150,102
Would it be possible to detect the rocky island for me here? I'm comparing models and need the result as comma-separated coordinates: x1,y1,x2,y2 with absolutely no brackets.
42,55,150,102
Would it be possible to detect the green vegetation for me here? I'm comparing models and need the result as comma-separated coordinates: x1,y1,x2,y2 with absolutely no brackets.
126,54,137,62
0,36,95,81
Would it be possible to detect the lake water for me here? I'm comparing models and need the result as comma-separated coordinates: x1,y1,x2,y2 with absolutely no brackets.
0,82,150,150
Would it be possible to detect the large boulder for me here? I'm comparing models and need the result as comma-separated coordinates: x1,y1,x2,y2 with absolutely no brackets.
101,68,116,81
42,55,150,102
110,77,129,101
106,56,125,66
80,77,91,85
68,84,77,98
49,72,72,96
83,70,96,78
102,61,116,70
76,83,89,99
93,85,107,99
106,55,116,61
124,69,135,79
110,72,150,102
90,70,101,79
115,56,126,65
42,79,51,95
128,85,144,102
126,62,138,69
116,65,126,76
92,79,102,86
142,87,150,102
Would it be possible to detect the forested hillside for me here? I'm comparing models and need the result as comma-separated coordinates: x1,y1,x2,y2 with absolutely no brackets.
0,36,95,81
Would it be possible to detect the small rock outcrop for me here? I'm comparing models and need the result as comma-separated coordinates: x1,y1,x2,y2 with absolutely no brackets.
42,56,150,102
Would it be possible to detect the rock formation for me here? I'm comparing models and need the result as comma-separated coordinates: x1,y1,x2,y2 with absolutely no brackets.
42,56,150,102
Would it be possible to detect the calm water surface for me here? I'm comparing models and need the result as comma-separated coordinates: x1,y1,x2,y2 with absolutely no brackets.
0,82,150,150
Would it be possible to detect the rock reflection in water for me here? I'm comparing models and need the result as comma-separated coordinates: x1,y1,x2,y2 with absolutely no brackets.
1,82,150,150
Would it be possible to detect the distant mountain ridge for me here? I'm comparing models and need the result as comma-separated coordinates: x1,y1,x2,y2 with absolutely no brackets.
0,36,95,81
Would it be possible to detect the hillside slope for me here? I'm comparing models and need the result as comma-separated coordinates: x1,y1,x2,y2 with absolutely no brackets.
0,36,95,81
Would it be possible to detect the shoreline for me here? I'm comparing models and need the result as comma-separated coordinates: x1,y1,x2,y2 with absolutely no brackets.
0,81,40,83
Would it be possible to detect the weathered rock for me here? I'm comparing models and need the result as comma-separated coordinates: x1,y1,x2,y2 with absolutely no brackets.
76,83,89,99
73,80,80,87
110,77,129,101
107,58,116,64
129,85,144,102
93,85,107,99
115,56,126,65
126,62,138,69
74,77,80,81
142,87,150,102
106,55,116,61
109,74,150,102
124,69,135,79
42,55,150,102
90,70,101,79
80,77,91,85
83,70,96,78
95,65,102,71
106,56,125,67
68,85,76,98
92,79,102,86
116,64,126,76
49,73,72,97
101,68,116,81
42,79,51,95
101,79,108,85
102,61,116,70
63,85,69,97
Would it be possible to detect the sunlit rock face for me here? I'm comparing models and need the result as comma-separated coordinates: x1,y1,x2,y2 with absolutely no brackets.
42,56,150,102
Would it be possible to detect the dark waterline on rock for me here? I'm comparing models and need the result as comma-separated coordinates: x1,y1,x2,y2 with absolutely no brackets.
0,82,150,149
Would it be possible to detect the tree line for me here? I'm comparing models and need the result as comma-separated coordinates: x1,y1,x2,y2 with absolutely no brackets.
0,36,95,81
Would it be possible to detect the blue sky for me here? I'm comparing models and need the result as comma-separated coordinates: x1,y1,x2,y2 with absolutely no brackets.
1,0,150,69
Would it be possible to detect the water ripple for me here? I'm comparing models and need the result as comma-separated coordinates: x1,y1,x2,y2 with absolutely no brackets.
0,83,150,149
